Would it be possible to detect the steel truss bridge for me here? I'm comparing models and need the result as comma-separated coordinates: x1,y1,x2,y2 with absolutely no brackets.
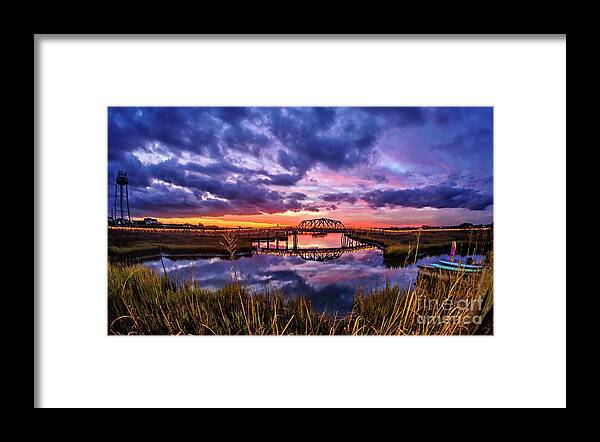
297,217,346,232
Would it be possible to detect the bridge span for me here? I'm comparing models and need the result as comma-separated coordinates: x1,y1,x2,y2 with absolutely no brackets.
252,230,372,258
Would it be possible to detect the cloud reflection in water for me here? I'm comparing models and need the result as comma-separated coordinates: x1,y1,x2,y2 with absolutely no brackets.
143,250,480,314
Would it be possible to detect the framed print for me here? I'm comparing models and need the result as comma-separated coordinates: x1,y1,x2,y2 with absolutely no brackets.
36,35,566,408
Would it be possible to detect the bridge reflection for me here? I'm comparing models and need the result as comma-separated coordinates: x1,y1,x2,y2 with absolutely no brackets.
255,244,378,262
254,233,377,262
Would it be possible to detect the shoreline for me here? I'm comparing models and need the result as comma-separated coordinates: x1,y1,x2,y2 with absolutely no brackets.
108,228,492,261
109,250,254,263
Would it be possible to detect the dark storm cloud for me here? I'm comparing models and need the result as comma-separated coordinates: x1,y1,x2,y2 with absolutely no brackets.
288,192,308,201
127,179,309,218
109,107,222,159
109,107,391,216
426,107,468,126
108,107,492,218
359,107,426,126
222,124,270,155
363,172,388,184
435,127,493,156
320,192,358,205
111,153,317,217
268,107,386,173
303,206,321,212
362,185,493,210
263,172,306,186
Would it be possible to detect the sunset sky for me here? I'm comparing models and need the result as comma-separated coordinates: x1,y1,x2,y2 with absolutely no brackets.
108,107,493,227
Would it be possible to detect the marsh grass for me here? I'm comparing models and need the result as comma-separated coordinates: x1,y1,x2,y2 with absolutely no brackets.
108,228,253,259
108,228,493,336
353,229,493,263
108,264,341,335
108,259,493,336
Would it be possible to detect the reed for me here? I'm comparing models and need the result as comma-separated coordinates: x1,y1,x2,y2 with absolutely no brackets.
353,228,493,262
108,257,493,336
108,228,253,259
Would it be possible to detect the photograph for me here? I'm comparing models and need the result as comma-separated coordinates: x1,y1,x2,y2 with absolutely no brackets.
108,106,494,336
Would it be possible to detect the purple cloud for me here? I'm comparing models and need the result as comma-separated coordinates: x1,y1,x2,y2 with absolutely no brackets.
108,107,493,221
362,185,493,210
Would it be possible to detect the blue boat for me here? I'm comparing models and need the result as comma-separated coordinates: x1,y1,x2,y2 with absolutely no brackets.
418,259,485,274
437,260,485,270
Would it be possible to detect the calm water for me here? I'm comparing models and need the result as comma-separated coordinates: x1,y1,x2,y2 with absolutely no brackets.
256,232,350,249
142,233,483,314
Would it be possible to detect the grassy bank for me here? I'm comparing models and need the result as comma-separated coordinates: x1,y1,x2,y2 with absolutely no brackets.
108,260,493,336
108,228,253,260
349,229,493,261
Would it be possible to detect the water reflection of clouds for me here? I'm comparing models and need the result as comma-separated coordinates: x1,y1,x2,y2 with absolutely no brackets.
255,233,348,250
144,250,483,315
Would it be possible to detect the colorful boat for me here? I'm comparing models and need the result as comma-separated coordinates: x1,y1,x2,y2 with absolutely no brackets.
418,259,485,274
437,260,485,269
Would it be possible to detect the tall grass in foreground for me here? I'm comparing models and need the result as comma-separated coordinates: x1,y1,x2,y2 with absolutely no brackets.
108,258,493,336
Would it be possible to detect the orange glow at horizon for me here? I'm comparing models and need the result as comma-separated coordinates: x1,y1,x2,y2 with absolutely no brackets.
151,212,426,228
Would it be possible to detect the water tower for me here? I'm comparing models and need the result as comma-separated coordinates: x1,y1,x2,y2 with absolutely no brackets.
113,170,131,224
